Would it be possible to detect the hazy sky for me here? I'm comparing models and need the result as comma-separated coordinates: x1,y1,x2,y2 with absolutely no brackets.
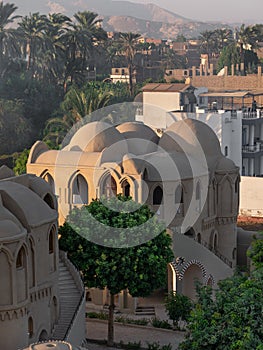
124,0,263,23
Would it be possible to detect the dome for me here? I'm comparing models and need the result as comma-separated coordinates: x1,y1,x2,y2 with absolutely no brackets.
0,219,22,238
66,121,128,153
216,157,237,172
116,122,159,155
159,119,221,156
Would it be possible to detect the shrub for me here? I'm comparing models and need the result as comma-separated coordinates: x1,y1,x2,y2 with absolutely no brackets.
150,317,172,329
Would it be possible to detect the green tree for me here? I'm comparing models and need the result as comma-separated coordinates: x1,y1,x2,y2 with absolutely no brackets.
17,12,48,72
0,1,21,75
119,32,141,96
59,195,174,346
179,238,263,350
247,232,263,270
165,292,192,329
13,148,30,175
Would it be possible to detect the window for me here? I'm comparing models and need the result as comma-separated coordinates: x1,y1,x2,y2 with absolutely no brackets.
153,186,163,205
16,247,25,269
122,180,130,198
49,227,55,254
175,185,184,214
28,317,33,338
72,174,88,204
235,177,239,193
224,146,228,157
102,175,117,198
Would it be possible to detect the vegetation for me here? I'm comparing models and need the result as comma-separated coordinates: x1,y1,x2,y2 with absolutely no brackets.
164,292,192,328
179,234,263,350
59,195,174,346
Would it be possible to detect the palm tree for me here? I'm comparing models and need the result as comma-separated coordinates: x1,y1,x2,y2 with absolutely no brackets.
0,2,21,74
17,12,48,72
43,84,113,147
214,28,233,53
118,32,141,96
63,11,107,86
199,30,216,59
236,24,260,67
41,13,71,83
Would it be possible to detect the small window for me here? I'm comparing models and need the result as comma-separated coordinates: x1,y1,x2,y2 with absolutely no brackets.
121,69,125,75
224,146,228,157
16,248,25,269
175,185,184,204
115,69,119,73
153,186,163,205
49,227,56,254
28,317,33,338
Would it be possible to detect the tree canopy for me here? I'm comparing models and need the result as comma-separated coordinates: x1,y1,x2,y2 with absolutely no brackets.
59,195,174,345
179,234,263,350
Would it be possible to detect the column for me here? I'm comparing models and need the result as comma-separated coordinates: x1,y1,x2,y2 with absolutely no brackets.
260,156,263,175
249,124,255,148
249,158,255,176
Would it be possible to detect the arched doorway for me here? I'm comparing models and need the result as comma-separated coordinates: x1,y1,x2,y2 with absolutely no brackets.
101,174,117,198
182,264,203,300
153,186,163,205
122,180,131,198
43,173,55,193
38,329,48,341
72,174,88,204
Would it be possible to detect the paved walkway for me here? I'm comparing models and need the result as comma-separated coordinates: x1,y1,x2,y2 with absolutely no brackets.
86,319,185,350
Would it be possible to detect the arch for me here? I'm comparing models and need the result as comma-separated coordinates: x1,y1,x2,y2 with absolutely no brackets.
182,263,203,300
175,184,184,215
220,177,233,216
101,173,117,198
42,172,55,193
185,227,195,237
51,296,59,328
72,173,88,204
121,179,131,198
167,263,177,292
38,329,48,341
16,246,27,303
43,193,55,209
48,225,56,273
28,316,34,338
153,185,163,205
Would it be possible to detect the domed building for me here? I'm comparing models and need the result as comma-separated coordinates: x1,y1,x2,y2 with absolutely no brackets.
27,119,240,302
0,167,85,350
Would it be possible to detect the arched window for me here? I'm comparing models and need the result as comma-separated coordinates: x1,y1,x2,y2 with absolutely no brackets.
122,180,130,198
197,233,201,243
28,317,33,338
49,227,56,254
102,175,117,198
43,193,55,209
224,146,228,157
43,173,55,193
16,247,26,269
153,186,163,205
213,233,218,251
72,174,88,204
175,185,184,215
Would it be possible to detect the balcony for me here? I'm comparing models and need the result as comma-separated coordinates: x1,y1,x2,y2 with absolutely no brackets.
242,109,263,119
242,142,263,153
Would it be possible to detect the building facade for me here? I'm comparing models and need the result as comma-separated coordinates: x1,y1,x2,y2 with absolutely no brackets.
27,120,239,302
0,167,85,350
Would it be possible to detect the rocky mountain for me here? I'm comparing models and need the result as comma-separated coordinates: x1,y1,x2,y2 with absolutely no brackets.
13,0,230,39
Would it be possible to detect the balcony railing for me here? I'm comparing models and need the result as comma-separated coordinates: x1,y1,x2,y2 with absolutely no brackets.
242,110,263,119
242,143,263,153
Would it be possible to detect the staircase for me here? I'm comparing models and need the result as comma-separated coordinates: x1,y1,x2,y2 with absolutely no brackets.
135,306,155,316
51,259,82,340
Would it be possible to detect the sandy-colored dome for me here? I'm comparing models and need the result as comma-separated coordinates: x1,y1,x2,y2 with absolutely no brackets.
0,219,22,238
216,157,237,172
116,122,159,155
159,119,221,156
66,121,128,153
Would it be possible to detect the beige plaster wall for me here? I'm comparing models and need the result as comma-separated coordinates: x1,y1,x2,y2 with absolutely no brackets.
240,176,263,216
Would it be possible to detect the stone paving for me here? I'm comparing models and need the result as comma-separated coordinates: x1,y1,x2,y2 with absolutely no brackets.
86,319,185,350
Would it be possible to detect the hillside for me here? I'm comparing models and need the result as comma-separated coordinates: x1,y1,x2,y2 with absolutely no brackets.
13,0,230,39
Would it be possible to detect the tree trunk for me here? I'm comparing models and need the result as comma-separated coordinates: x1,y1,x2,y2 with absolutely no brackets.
107,293,115,346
